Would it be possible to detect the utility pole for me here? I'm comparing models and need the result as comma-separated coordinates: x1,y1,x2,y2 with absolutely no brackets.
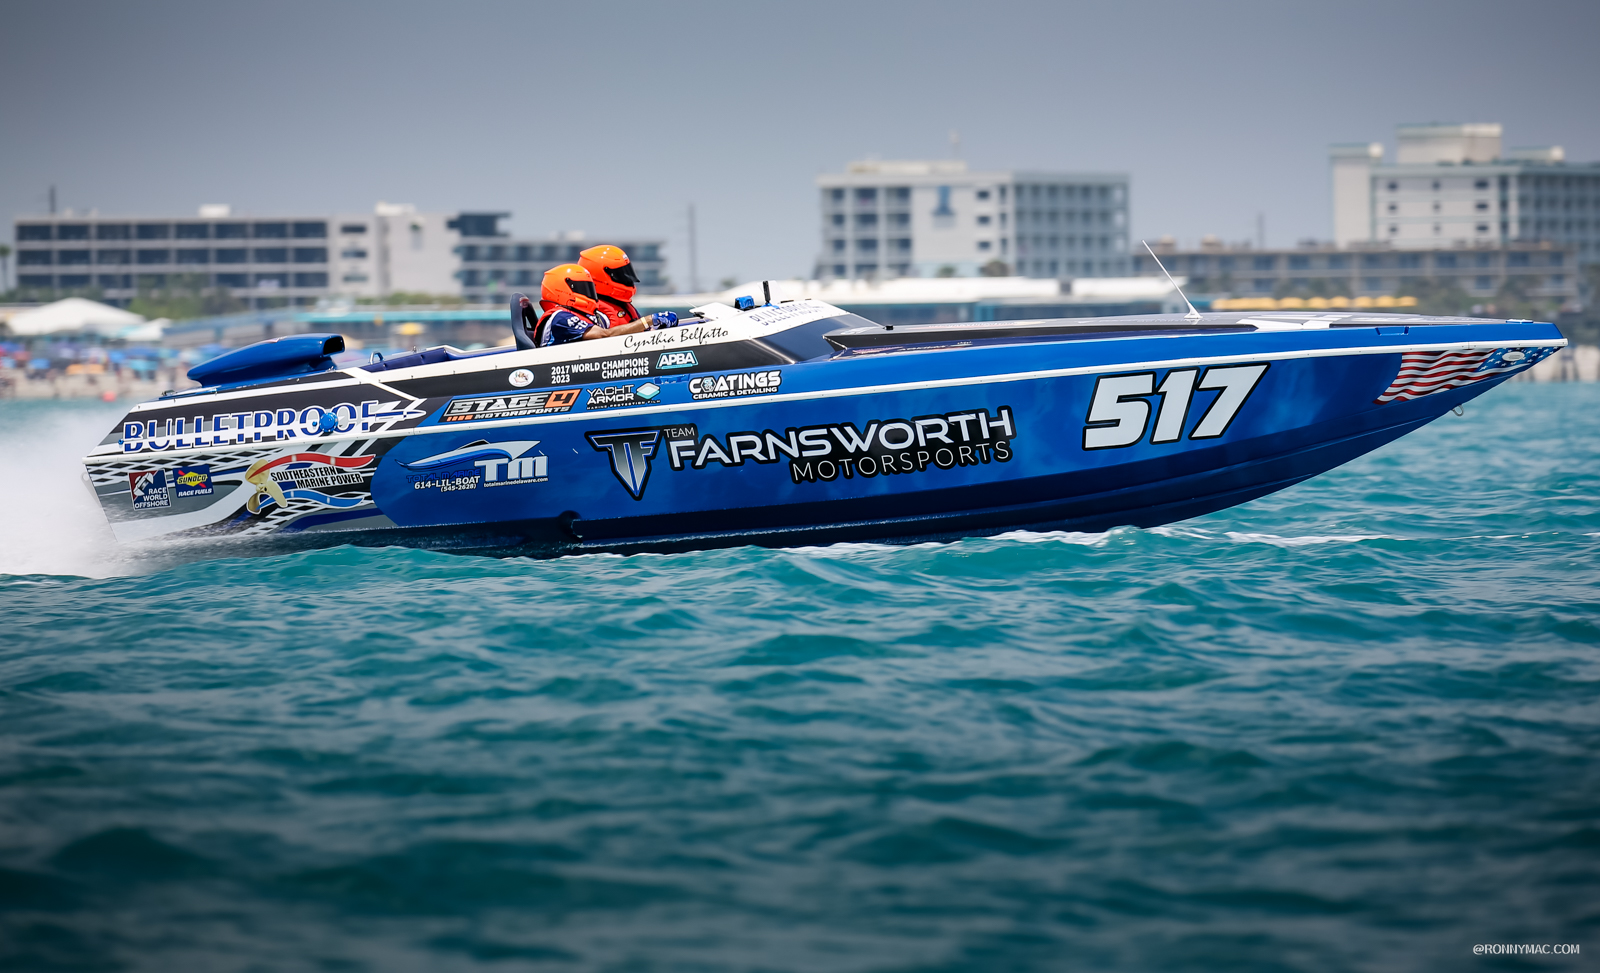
687,203,699,294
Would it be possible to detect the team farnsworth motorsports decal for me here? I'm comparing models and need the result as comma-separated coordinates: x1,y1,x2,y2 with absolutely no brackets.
588,407,1016,500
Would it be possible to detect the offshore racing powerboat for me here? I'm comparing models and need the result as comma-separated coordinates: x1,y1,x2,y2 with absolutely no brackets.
84,296,1565,555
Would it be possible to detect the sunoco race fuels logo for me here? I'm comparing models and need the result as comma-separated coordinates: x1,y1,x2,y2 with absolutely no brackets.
586,408,1015,500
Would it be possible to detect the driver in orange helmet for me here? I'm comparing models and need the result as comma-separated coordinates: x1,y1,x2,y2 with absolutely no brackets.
521,264,671,347
579,244,678,331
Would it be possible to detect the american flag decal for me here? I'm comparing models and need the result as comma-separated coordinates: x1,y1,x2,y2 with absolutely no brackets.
1375,346,1556,403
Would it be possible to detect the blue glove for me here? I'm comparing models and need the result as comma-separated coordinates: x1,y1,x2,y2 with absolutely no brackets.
648,311,680,330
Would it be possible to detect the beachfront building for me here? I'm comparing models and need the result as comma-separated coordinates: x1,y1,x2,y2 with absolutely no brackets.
11,205,668,308
1132,238,1577,304
1331,124,1600,265
816,160,1130,282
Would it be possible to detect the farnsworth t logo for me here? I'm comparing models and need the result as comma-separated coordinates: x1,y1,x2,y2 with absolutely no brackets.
586,429,660,500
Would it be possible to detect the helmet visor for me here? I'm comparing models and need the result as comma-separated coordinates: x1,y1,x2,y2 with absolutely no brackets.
567,278,597,301
605,262,640,288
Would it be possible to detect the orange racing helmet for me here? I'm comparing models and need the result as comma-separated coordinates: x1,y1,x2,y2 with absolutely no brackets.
541,263,598,314
578,245,640,303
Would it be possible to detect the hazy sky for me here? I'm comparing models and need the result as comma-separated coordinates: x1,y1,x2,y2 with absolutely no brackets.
3,0,1596,289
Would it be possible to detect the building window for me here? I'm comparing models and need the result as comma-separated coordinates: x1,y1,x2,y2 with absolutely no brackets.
215,248,247,264
832,264,847,276
57,224,89,240
136,223,170,240
830,239,846,253
1387,203,1398,214
255,273,288,288
1550,253,1564,266
135,274,167,288
977,240,992,251
1288,255,1310,270
1475,179,1489,190
1431,180,1440,191
934,186,953,217
252,222,289,239
18,275,53,287
887,187,910,204
341,248,368,259
1363,276,1383,291
1507,253,1530,267
1387,181,1398,191
513,270,533,286
1398,254,1422,268
253,248,287,263
977,215,991,225
215,223,248,239
854,263,878,276
1435,253,1457,268
98,274,131,288
1252,255,1275,270
95,224,131,240
855,188,877,206
1476,224,1490,234
1475,201,1489,212
18,251,53,265
175,224,210,239
856,238,878,252
57,250,91,265
97,249,130,265
887,213,909,228
292,221,327,238
217,273,248,287
17,225,53,241
1476,253,1494,267
1475,276,1493,290
1549,275,1564,286
891,238,911,253
340,223,367,235
1253,278,1273,292
976,189,990,201
1388,225,1398,235
830,189,844,204
136,249,171,265
58,275,91,288
176,249,210,264
855,212,878,228
1328,255,1349,270
293,247,327,263
293,272,328,287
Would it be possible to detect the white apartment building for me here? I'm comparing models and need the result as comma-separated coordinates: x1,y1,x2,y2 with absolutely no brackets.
1331,124,1600,264
13,205,668,307
816,160,1129,281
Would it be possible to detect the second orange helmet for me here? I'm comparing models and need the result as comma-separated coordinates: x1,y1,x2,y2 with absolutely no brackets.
578,245,641,303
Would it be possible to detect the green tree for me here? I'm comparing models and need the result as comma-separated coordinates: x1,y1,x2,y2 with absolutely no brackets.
980,259,1011,277
127,273,245,320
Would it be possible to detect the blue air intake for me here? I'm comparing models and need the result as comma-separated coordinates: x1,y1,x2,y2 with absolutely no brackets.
187,334,346,387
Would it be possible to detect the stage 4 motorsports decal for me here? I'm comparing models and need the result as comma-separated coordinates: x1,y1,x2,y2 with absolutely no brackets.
1083,364,1268,450
588,407,1015,500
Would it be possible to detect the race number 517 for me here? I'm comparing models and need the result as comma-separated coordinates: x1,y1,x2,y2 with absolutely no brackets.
1082,363,1268,450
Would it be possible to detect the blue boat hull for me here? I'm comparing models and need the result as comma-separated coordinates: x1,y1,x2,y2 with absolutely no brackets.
84,308,1565,555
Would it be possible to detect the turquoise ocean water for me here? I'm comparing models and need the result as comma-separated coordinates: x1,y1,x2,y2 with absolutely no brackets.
1,384,1597,971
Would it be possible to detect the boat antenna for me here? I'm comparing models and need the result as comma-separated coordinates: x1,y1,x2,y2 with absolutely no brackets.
1142,240,1202,323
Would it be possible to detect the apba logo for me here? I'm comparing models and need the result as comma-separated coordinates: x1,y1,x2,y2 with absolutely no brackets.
657,351,698,370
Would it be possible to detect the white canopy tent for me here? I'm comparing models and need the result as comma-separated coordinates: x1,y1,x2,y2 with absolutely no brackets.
4,298,154,338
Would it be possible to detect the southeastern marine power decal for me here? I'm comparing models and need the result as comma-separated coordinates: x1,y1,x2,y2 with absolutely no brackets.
244,452,377,515
588,408,1015,500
